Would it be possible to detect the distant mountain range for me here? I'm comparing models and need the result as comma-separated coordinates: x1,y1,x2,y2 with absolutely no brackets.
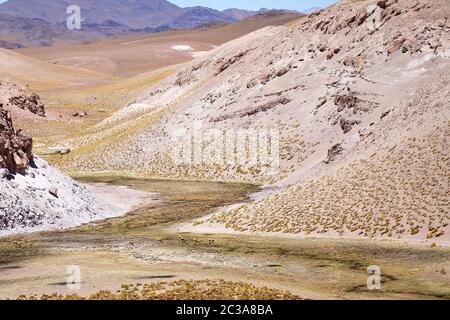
0,0,237,30
0,0,301,48
222,8,290,20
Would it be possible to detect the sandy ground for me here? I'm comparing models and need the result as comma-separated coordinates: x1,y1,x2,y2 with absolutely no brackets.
84,182,160,215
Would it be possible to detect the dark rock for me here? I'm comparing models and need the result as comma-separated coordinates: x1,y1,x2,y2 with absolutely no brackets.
49,187,58,198
72,111,88,118
60,148,71,155
377,0,388,9
340,118,361,133
317,43,328,52
324,143,343,164
381,110,391,120
0,105,33,175
316,97,327,109
334,92,360,112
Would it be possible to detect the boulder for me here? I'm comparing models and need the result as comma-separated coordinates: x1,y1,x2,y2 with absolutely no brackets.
48,187,59,198
72,111,88,118
340,118,361,134
0,104,33,175
323,143,344,164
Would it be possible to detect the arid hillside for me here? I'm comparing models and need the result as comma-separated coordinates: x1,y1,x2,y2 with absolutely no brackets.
16,11,302,77
4,12,302,154
0,48,116,91
1,11,301,141
0,48,123,140
48,0,449,244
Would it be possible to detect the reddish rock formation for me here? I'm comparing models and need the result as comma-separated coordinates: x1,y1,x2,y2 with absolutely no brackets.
0,104,33,174
0,81,46,117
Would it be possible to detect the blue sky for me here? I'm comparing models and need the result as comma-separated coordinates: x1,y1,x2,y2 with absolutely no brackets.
0,0,338,11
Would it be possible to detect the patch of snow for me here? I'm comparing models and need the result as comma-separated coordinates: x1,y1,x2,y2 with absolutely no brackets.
172,45,194,52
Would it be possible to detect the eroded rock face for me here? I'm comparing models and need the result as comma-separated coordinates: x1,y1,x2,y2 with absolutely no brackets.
0,105,33,175
323,143,343,164
0,81,45,117
8,93,45,117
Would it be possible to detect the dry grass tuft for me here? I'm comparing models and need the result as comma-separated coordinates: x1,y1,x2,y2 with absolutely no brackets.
18,280,301,300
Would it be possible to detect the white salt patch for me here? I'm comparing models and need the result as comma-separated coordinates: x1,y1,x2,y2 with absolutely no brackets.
172,45,194,51
0,157,153,237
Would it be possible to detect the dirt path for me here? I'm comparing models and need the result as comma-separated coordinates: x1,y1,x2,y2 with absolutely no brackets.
0,176,449,300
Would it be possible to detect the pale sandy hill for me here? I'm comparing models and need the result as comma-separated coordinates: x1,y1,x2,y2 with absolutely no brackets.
50,0,449,243
0,48,116,91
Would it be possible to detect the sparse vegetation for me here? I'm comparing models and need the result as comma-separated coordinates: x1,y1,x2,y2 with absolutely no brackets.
211,126,450,241
18,280,300,300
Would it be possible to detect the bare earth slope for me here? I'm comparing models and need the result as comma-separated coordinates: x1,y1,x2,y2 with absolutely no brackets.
50,0,449,244
16,12,302,77
0,48,116,91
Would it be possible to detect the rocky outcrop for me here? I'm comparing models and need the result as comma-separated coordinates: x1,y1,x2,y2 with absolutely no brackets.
211,97,291,122
323,143,343,164
334,92,360,113
0,81,45,117
340,118,361,134
8,93,45,117
0,105,33,175
0,102,129,235
215,50,250,76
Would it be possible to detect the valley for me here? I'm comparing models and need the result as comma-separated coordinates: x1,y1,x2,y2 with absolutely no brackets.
1,176,449,300
0,0,449,301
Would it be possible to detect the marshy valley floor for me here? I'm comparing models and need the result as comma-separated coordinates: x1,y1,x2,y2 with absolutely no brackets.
0,0,449,300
